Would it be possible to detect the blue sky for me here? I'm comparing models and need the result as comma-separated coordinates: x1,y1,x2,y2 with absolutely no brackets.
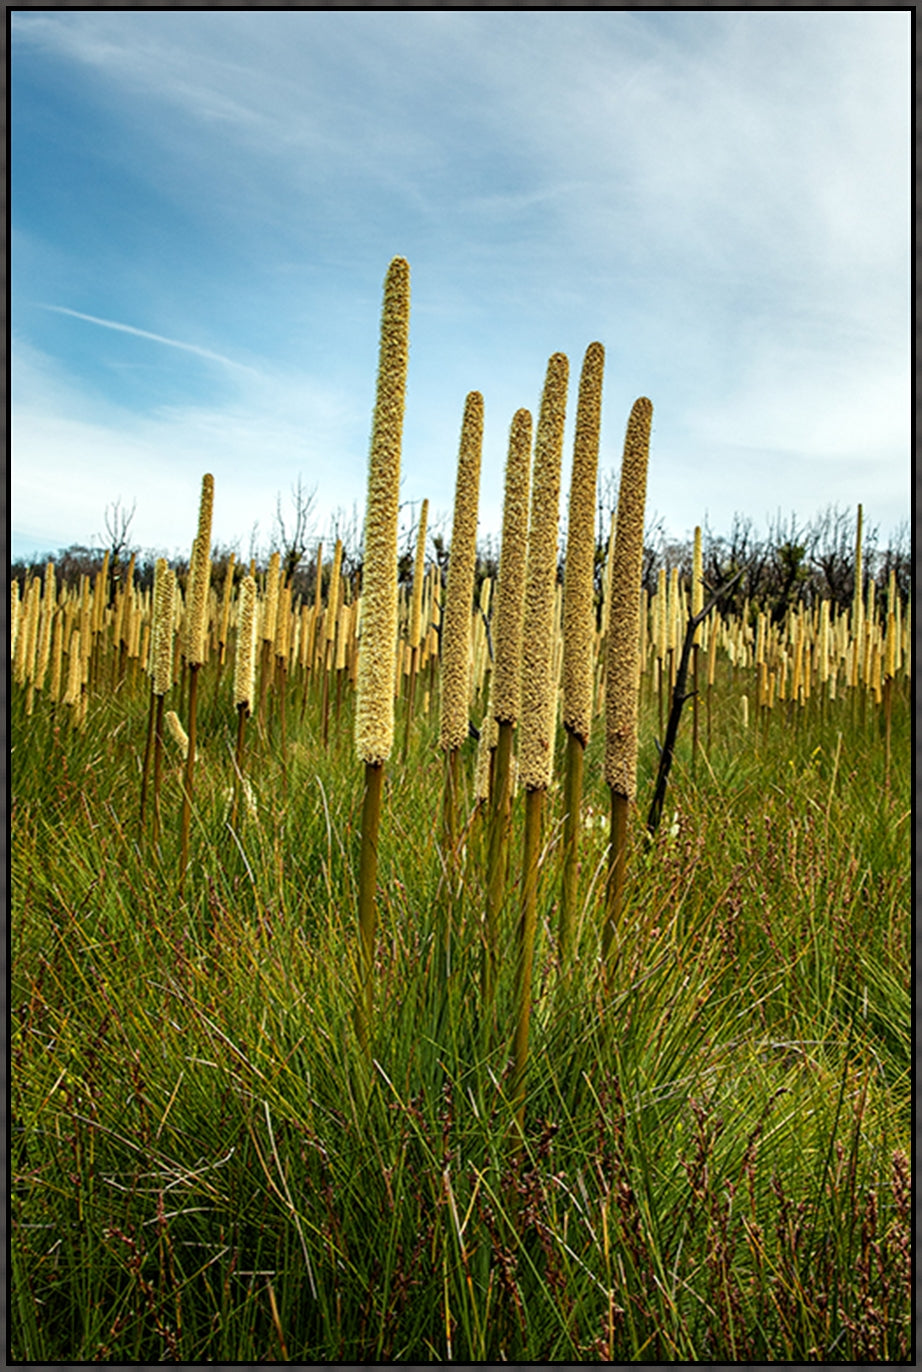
11,9,910,565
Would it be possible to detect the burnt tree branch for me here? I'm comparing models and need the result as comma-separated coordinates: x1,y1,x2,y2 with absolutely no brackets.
646,565,747,839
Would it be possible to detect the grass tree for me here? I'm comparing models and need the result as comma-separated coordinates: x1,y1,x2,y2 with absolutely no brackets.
354,255,410,1058
140,558,175,843
231,573,258,829
483,407,533,1017
179,474,214,891
559,341,605,964
438,392,484,912
603,398,652,968
513,352,568,1129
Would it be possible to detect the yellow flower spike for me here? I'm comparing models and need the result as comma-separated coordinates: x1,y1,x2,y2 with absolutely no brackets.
519,353,569,792
492,408,533,727
439,391,484,755
562,342,604,747
603,397,653,969
604,397,653,802
355,255,410,769
559,341,605,962
184,475,214,668
355,256,411,1065
234,575,258,713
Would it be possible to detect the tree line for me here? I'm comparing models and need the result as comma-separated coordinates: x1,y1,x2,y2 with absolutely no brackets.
11,498,910,628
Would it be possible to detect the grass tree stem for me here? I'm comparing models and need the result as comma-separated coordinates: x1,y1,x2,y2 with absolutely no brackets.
354,255,410,1060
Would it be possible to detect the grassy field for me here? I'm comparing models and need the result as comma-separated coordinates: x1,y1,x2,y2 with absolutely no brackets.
10,632,911,1362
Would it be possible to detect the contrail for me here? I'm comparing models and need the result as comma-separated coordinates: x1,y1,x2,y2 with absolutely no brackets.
39,304,257,374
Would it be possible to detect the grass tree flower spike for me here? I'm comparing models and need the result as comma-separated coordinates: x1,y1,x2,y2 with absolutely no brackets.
440,393,484,754
179,474,214,889
263,551,282,647
519,354,569,792
560,342,604,962
439,392,484,875
483,407,532,1016
234,575,258,714
140,558,176,838
231,574,258,828
562,343,604,748
184,476,214,670
355,257,410,770
692,526,704,623
62,629,82,709
258,550,281,720
152,561,176,699
691,524,703,770
492,410,533,728
33,563,56,699
354,256,410,1060
10,581,21,662
403,499,429,759
514,351,568,1130
603,397,653,965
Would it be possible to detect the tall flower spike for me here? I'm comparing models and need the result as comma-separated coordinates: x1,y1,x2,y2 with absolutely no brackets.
62,629,82,707
513,353,569,1130
562,342,605,746
559,342,604,962
33,562,57,692
439,392,484,754
326,540,343,645
492,409,533,726
604,398,653,801
152,559,175,697
519,353,569,791
692,525,703,643
234,575,258,712
483,408,532,1014
184,475,214,667
355,257,411,1063
355,255,410,767
10,580,21,661
262,551,281,645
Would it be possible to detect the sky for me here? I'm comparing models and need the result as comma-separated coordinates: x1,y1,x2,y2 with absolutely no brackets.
11,9,911,567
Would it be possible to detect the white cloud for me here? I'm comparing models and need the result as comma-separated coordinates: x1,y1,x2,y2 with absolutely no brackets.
689,350,909,467
11,10,910,558
11,338,373,559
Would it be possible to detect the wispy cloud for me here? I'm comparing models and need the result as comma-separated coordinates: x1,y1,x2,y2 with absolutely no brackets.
10,335,377,560
37,305,257,374
11,11,909,559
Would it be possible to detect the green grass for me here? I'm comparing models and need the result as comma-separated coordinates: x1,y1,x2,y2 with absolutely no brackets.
11,651,911,1361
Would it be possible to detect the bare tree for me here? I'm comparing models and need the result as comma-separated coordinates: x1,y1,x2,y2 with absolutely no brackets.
702,513,768,617
765,510,812,622
807,504,874,611
101,498,137,573
641,515,667,595
274,476,317,585
875,520,910,603
329,501,364,591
